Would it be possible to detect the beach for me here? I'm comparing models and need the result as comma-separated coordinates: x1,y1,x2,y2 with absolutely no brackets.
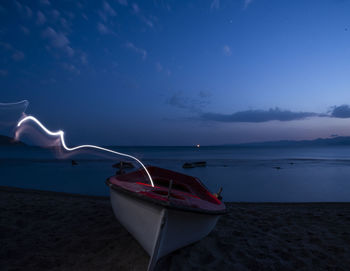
2,186,350,271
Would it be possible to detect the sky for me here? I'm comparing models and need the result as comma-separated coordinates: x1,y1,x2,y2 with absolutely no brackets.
1,0,350,146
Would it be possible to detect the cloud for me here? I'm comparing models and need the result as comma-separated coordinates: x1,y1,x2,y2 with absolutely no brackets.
99,1,117,22
52,9,60,20
47,10,71,32
77,2,83,9
155,62,163,72
80,52,88,65
40,0,50,5
155,62,171,76
223,45,232,56
201,108,319,123
125,42,147,60
130,4,156,28
60,18,70,30
43,27,67,47
62,63,80,74
0,41,13,51
15,2,32,18
20,26,30,35
167,92,211,112
65,11,75,20
12,51,24,61
168,100,350,123
132,3,140,14
330,105,350,118
210,0,220,10
141,17,154,28
0,42,24,61
24,6,32,18
103,1,116,16
42,27,74,56
199,90,212,98
14,1,22,10
37,11,46,25
117,0,128,6
168,92,192,110
244,0,253,9
65,46,74,57
97,22,110,34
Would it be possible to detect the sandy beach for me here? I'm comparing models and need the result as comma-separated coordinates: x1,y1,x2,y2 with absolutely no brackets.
1,186,350,271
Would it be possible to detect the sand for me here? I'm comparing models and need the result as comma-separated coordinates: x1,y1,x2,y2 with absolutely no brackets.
1,186,350,271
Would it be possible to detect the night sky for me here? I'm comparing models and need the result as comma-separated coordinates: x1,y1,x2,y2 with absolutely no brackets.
1,0,350,146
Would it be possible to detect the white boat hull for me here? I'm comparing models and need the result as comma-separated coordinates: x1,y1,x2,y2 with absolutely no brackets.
109,188,220,267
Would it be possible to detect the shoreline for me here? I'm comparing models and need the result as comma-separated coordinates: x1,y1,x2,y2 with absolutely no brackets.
2,186,350,270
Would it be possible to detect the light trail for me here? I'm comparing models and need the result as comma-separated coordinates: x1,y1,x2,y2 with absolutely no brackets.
0,100,28,114
17,115,154,187
0,100,29,106
0,100,28,107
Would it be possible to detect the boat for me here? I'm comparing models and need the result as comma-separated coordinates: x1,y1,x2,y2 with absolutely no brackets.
106,166,226,271
182,161,207,168
193,161,207,167
112,161,135,169
112,161,135,175
182,162,195,168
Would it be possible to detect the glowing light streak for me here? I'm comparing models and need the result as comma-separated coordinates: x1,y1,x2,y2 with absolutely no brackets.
0,100,29,107
17,115,155,187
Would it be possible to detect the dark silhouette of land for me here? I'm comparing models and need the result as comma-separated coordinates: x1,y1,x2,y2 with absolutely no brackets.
223,136,350,148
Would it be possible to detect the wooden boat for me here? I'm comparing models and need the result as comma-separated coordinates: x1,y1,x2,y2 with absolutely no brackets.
106,166,226,270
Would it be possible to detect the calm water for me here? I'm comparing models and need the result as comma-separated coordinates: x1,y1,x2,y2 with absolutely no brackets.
1,145,350,202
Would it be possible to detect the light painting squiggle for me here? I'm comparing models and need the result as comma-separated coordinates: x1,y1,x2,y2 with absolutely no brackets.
17,115,154,187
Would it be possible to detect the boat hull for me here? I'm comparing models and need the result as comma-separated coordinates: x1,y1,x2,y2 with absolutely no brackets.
109,187,220,259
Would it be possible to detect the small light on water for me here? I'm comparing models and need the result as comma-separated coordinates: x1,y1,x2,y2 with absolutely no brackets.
196,144,200,148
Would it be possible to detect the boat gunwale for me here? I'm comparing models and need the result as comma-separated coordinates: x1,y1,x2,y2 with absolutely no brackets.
106,178,227,215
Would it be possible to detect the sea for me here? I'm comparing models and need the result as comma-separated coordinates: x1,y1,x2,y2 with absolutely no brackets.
1,145,350,202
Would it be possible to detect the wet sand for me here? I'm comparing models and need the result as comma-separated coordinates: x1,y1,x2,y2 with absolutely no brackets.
1,186,350,271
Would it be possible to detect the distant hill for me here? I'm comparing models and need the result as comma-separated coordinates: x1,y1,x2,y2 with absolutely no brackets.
226,136,350,148
0,135,26,146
